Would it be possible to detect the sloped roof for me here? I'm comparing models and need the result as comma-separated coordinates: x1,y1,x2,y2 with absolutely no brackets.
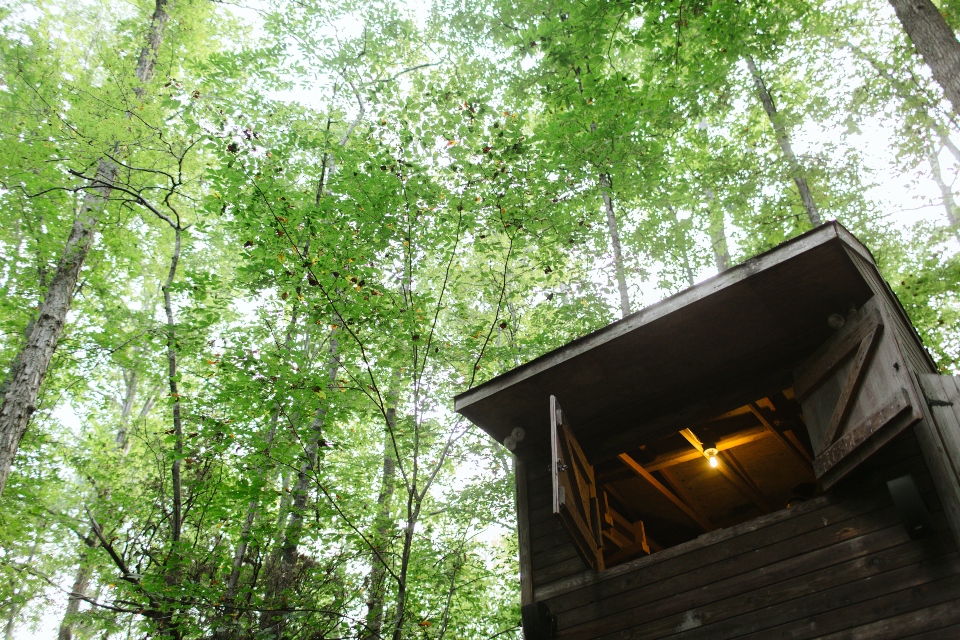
453,222,929,461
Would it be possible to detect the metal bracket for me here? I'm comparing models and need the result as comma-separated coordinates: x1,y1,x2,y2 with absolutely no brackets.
926,396,954,408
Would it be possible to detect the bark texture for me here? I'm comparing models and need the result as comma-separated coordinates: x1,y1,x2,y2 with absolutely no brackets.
163,228,184,545
0,160,117,496
599,173,631,318
890,0,960,115
58,547,96,640
136,0,172,85
361,376,401,640
709,211,732,273
928,149,960,234
745,57,822,227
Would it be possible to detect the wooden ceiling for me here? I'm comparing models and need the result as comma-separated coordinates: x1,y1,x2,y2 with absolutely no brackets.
595,392,818,563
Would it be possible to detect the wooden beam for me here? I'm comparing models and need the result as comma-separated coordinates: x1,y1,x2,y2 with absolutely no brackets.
643,424,769,472
721,448,775,513
679,429,775,514
617,453,713,532
711,405,754,420
748,402,814,468
604,536,651,566
514,457,534,606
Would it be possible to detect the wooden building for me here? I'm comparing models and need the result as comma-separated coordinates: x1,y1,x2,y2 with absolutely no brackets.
454,223,960,639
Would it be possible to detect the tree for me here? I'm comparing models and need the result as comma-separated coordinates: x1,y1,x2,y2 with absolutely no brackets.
0,0,178,495
890,0,960,114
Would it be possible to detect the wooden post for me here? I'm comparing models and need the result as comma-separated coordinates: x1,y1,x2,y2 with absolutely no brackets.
515,455,534,607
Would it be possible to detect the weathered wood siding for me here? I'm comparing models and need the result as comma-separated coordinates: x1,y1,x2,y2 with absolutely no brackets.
520,429,960,639
843,245,960,549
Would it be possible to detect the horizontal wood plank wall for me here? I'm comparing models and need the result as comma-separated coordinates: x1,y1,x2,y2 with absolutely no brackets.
523,428,960,639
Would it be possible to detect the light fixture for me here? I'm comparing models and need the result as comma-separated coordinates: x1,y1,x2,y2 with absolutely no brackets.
703,442,719,468
503,427,525,452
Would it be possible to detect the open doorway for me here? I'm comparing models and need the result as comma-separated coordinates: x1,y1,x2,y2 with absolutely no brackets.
551,391,820,570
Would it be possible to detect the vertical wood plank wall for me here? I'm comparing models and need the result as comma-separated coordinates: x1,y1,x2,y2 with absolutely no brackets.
521,429,960,639
844,246,960,549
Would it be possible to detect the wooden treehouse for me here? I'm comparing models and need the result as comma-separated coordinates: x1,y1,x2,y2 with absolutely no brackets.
454,223,960,639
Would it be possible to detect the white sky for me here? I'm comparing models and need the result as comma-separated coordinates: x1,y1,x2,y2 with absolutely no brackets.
11,1,960,637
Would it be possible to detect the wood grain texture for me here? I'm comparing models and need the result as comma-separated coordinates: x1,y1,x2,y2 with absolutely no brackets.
600,527,951,640
917,374,960,550
530,441,960,640
514,456,534,606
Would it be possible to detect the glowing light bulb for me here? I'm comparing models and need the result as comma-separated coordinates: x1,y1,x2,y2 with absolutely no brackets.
702,442,719,469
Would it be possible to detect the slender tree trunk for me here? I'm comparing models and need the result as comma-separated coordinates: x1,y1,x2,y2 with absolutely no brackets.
58,549,96,640
665,202,696,287
928,149,960,236
215,308,304,638
114,369,138,451
842,39,960,234
745,57,822,227
59,369,145,640
223,404,282,603
0,160,117,496
391,502,415,640
163,228,184,546
260,326,339,637
2,607,12,640
599,173,630,318
708,210,732,273
135,0,172,86
362,375,401,640
889,0,960,115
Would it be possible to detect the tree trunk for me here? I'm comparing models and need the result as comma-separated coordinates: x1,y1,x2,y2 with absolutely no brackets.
59,368,146,640
0,160,117,496
889,0,960,115
361,375,401,640
223,407,281,602
708,210,732,273
58,549,96,640
4,539,39,640
928,148,960,235
136,0,172,85
0,0,174,495
215,308,303,637
599,173,630,318
163,228,184,545
745,57,822,227
259,326,340,637
665,202,696,287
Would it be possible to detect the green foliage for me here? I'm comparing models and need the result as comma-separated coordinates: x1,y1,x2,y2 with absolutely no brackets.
0,0,959,637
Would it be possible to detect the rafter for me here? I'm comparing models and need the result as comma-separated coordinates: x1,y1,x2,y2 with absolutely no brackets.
643,424,769,472
618,453,713,531
679,429,774,514
748,402,814,468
